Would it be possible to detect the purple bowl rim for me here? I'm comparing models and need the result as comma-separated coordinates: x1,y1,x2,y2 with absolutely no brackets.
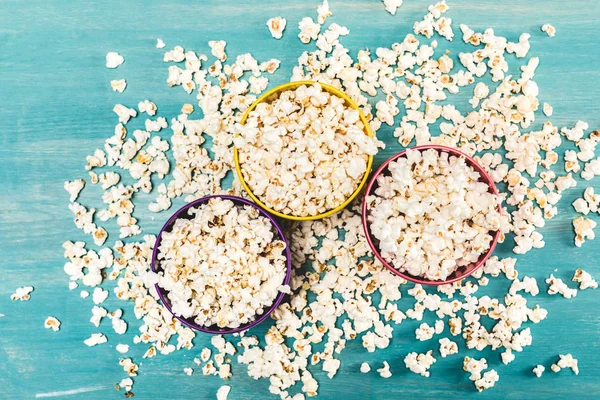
150,194,292,335
361,144,502,286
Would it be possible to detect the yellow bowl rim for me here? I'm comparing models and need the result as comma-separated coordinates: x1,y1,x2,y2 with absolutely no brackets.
233,80,374,221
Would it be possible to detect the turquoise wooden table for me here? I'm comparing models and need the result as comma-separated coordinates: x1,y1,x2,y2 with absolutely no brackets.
1,0,599,399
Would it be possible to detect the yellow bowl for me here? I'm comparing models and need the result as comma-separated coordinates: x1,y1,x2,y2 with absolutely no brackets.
233,80,375,221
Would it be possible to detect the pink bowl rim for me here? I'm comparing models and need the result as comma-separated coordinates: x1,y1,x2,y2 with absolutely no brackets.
361,144,502,286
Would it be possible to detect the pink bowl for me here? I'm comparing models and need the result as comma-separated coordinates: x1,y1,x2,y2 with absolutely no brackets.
361,145,502,286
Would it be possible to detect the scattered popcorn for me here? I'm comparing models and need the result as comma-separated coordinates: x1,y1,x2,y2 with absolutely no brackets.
377,361,392,378
298,17,321,44
68,281,78,290
266,17,286,39
360,362,371,373
546,274,577,298
119,377,133,392
80,290,89,299
317,0,332,24
208,40,227,62
405,351,436,377
64,179,85,202
156,198,287,329
236,82,377,217
551,363,561,373
532,365,545,377
184,367,194,376
116,344,130,354
106,52,124,68
93,287,109,304
541,24,556,37
138,100,157,116
120,358,139,376
11,286,34,301
439,338,458,357
556,354,579,375
543,103,553,116
382,0,403,15
463,357,487,381
501,349,515,365
156,38,165,49
217,385,231,400
474,369,499,392
44,316,61,332
367,148,501,281
572,216,596,247
572,268,598,290
110,79,127,93
84,333,107,347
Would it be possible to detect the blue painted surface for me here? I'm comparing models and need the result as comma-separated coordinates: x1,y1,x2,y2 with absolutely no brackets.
0,0,599,399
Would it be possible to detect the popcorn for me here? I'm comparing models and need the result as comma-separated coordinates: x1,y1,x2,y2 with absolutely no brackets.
501,349,515,365
84,333,107,347
317,0,332,24
44,316,61,332
543,103,553,116
92,287,109,305
298,17,321,44
209,40,227,62
541,24,556,37
11,286,33,301
184,367,193,376
156,38,165,49
110,79,127,93
64,179,85,202
382,0,403,15
217,385,231,400
377,361,392,378
439,338,458,357
118,377,133,392
572,216,597,247
546,274,577,298
236,83,377,217
106,52,124,68
463,357,487,381
156,198,287,329
138,100,157,116
116,344,130,354
474,369,499,392
367,148,501,281
267,17,286,39
572,268,598,290
120,358,139,376
415,322,435,341
405,351,436,377
360,362,371,373
556,354,579,375
532,365,545,377
113,104,137,124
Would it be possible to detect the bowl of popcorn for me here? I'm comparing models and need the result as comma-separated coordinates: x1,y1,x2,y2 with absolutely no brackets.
234,81,378,221
151,195,292,334
362,145,502,285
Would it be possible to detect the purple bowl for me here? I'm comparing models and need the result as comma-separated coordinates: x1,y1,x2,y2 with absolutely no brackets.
151,194,292,335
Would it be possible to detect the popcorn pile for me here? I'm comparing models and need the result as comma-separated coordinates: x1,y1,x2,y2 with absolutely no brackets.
366,148,502,280
53,0,599,398
235,83,378,217
155,197,288,329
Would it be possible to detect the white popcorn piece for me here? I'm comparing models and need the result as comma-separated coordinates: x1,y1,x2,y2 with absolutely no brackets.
551,363,561,373
184,367,194,376
572,268,598,290
68,281,78,290
360,362,371,373
556,354,579,375
463,357,487,381
119,377,133,392
543,103,553,116
573,216,596,247
116,344,130,354
84,333,107,347
415,322,435,341
120,358,139,376
532,365,545,377
541,24,556,37
405,351,436,377
106,52,124,68
11,286,33,301
138,100,157,116
573,198,590,215
377,361,392,378
64,179,85,202
156,198,287,329
216,385,231,400
317,0,332,24
474,369,499,392
110,79,127,93
266,17,286,39
382,0,403,15
501,349,515,365
156,38,165,49
113,104,137,124
546,274,577,298
298,17,321,44
208,40,227,62
80,290,90,299
92,287,109,305
438,338,458,358
44,316,61,332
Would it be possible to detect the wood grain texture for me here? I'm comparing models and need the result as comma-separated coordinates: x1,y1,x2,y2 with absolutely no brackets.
0,0,599,399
